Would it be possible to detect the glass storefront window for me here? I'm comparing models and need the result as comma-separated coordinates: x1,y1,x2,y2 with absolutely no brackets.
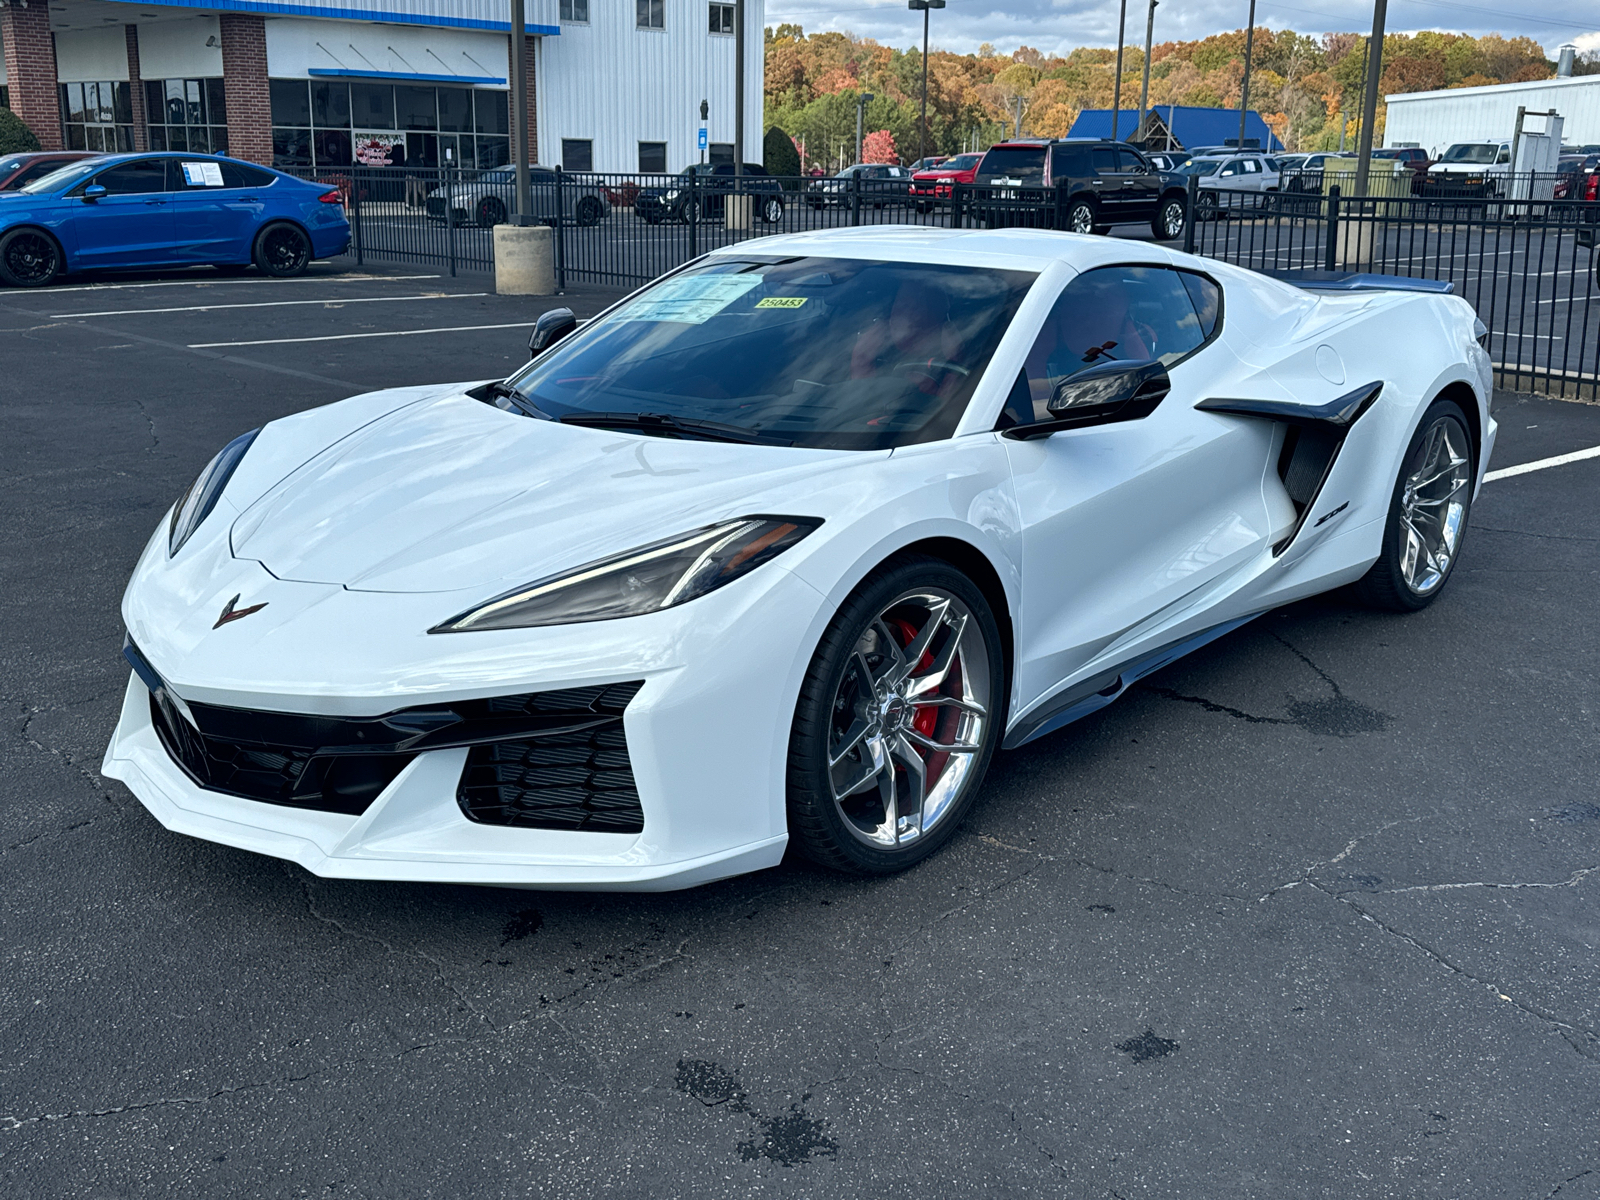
270,79,312,127
351,84,395,130
438,88,471,133
59,82,134,154
313,82,350,128
146,79,227,158
268,79,513,172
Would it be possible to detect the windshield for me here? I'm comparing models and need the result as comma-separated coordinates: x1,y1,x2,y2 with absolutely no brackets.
21,160,99,194
942,154,982,171
1176,160,1221,176
1439,144,1498,164
977,148,1046,181
505,257,1037,450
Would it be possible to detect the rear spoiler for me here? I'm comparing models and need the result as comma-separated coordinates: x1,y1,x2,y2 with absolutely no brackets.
1261,269,1454,295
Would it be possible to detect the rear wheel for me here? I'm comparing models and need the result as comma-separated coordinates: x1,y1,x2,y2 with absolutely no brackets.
1152,195,1186,240
0,228,63,287
759,196,785,224
252,222,311,277
476,196,507,227
786,556,1004,875
1066,197,1097,235
1354,399,1475,612
575,195,604,227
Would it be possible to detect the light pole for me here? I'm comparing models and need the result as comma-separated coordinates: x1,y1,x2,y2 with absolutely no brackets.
1111,0,1128,141
509,0,530,223
1238,0,1256,151
855,92,874,165
1137,0,1157,143
907,0,944,167
734,0,745,180
1354,0,1387,194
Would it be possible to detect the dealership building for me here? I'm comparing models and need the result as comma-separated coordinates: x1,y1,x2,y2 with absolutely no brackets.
0,0,763,173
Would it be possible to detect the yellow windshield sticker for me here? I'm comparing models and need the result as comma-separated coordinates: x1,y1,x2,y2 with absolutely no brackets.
755,297,807,309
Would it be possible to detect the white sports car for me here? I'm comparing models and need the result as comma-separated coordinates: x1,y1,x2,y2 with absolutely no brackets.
103,229,1495,890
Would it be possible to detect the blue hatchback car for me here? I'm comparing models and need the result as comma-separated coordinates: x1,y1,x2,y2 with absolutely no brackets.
0,152,351,287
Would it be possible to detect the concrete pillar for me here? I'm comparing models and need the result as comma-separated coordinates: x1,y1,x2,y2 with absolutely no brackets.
125,25,148,152
0,0,62,151
507,34,539,163
494,224,555,295
218,14,272,165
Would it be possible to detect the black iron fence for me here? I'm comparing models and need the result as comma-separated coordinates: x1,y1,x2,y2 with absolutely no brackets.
303,165,1600,401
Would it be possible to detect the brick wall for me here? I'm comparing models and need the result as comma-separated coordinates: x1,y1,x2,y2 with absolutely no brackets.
507,34,539,164
125,25,147,152
0,0,62,151
218,14,271,165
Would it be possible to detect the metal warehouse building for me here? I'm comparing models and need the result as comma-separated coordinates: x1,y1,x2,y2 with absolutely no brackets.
0,0,764,174
1384,74,1600,154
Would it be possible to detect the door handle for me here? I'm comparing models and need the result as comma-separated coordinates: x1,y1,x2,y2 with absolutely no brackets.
144,198,168,205
1091,179,1103,186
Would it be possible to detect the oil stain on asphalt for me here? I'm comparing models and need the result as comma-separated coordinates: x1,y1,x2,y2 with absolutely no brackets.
675,1059,839,1166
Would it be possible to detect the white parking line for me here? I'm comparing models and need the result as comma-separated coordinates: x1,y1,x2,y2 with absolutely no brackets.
53,292,486,318
1485,444,1600,482
23,273,441,295
189,321,529,348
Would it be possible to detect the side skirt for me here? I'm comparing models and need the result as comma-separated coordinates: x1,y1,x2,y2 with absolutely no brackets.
1003,613,1263,750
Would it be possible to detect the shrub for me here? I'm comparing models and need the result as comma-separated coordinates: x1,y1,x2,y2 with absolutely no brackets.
0,108,42,154
764,125,801,187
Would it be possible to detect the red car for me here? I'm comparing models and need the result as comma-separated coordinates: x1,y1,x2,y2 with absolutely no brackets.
910,152,984,211
0,151,99,191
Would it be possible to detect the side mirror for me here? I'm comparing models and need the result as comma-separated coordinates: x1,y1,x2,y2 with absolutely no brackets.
83,184,107,202
1004,359,1171,440
528,307,577,358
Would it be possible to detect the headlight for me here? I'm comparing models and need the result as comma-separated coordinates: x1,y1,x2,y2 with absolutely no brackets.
430,516,821,633
665,189,680,200
168,428,259,556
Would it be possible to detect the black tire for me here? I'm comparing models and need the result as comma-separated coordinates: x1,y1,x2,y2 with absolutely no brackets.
1065,197,1097,235
575,195,604,227
252,222,312,278
1152,194,1186,241
759,196,785,224
786,554,1005,875
680,199,702,225
476,196,507,227
1197,190,1221,221
1354,398,1475,613
0,227,63,287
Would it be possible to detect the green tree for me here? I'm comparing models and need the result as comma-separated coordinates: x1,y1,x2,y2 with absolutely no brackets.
0,108,42,154
763,124,801,182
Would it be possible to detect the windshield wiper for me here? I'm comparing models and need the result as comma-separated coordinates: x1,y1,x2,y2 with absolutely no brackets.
559,411,792,446
486,380,552,420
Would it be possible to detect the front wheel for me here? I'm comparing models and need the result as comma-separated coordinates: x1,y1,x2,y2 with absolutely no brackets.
679,199,702,225
759,196,785,224
252,222,311,277
574,195,604,227
1152,196,1186,241
476,196,507,227
0,228,63,287
1354,399,1475,612
786,555,1004,875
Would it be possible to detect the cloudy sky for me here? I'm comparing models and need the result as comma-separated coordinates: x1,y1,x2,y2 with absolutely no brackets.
762,0,1600,62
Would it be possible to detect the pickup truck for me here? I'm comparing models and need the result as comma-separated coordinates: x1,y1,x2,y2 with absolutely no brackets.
1421,141,1511,196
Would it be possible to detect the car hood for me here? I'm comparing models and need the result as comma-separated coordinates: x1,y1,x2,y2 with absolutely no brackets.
229,391,855,596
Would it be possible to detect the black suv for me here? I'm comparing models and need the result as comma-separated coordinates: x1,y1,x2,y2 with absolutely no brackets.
634,163,786,225
973,138,1190,240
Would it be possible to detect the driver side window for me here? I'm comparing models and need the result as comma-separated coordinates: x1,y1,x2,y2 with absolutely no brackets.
1014,266,1216,420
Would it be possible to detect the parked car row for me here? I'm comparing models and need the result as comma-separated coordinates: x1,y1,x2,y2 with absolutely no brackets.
0,151,350,287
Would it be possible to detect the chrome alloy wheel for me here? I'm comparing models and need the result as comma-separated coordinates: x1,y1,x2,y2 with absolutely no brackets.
1397,415,1472,595
826,590,990,848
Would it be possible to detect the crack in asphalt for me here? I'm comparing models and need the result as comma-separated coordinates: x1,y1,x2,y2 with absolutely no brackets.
972,832,1248,902
1474,525,1600,543
1369,866,1600,895
1256,818,1425,902
1307,879,1600,1064
1543,1167,1595,1198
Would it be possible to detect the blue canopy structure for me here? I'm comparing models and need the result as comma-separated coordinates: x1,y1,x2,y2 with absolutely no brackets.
1068,106,1283,152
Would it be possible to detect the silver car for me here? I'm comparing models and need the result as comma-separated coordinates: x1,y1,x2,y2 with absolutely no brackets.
425,166,612,227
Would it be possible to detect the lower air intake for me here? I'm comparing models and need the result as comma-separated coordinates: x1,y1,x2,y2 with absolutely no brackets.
457,683,646,833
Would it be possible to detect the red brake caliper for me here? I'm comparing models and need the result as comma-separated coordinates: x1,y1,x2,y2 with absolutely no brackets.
887,617,945,753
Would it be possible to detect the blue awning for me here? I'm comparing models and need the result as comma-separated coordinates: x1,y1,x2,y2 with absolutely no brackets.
309,67,506,85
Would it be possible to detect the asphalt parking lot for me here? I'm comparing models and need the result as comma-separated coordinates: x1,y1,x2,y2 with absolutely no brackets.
3,262,1599,1199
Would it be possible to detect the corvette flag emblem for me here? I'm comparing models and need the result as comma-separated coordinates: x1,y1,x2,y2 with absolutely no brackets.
214,594,268,629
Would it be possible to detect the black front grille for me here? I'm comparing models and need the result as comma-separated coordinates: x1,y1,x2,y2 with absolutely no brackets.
457,683,645,833
131,638,646,826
